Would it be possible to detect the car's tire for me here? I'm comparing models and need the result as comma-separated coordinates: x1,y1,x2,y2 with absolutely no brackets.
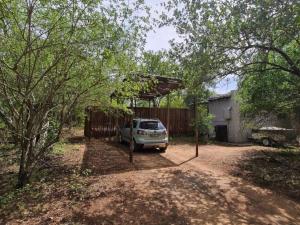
134,140,142,151
262,138,271,146
160,146,167,152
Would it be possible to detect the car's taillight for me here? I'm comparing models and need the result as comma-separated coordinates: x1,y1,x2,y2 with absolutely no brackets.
137,130,147,135
162,130,167,135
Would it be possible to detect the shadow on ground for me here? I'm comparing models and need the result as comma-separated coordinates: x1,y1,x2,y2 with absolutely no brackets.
67,135,86,143
0,138,86,224
81,139,177,175
3,136,300,225
65,169,300,225
231,148,300,203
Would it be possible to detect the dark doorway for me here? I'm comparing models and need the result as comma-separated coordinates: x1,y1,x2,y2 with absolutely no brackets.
215,125,228,142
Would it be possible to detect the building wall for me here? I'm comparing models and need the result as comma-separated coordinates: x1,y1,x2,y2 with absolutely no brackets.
228,94,250,142
208,92,250,143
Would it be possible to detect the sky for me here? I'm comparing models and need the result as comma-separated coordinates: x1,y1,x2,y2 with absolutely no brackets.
143,0,237,94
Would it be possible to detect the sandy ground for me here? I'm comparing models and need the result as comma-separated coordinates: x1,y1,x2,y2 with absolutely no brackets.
3,139,300,225
76,139,300,225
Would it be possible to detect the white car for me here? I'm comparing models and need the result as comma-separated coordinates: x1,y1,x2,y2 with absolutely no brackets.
119,118,168,151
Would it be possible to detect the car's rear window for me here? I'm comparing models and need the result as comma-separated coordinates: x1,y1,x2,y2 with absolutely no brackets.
139,121,165,130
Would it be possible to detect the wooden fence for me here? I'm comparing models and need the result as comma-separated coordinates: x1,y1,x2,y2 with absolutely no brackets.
84,107,194,138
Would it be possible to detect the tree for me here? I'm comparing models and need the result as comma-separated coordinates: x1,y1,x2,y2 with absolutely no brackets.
0,0,149,187
140,50,181,76
162,0,300,81
159,92,186,108
237,65,300,128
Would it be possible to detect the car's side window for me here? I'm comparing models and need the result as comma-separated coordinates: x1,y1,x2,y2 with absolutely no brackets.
158,122,165,130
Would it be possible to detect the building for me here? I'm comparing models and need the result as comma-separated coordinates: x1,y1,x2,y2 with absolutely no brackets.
208,91,250,143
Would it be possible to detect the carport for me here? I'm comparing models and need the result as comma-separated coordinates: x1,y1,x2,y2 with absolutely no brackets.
111,74,200,163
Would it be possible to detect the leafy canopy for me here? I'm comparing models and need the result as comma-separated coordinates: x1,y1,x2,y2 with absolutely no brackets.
162,0,300,80
0,0,149,187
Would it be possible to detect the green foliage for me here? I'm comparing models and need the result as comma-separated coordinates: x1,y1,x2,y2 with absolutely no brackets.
0,144,17,169
159,92,187,108
188,89,213,139
52,142,66,155
0,190,15,207
0,0,150,187
237,39,300,123
81,168,92,177
0,183,34,210
195,105,214,136
163,0,300,133
140,50,182,77
163,0,300,81
67,179,87,201
238,71,300,117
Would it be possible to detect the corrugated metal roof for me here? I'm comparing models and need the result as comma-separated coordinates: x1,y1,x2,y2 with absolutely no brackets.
111,74,184,100
208,91,233,101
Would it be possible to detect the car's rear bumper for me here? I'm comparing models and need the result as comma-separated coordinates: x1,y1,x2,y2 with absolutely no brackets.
141,142,168,148
135,136,168,148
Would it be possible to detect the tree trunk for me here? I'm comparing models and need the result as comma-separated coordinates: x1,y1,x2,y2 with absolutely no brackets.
17,167,30,188
17,140,31,188
17,146,30,188
16,119,50,188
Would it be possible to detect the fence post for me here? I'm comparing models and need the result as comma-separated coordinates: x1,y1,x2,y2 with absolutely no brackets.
84,115,88,137
167,94,170,137
129,98,134,163
148,100,151,118
116,98,119,142
89,109,92,140
108,112,111,141
195,96,199,157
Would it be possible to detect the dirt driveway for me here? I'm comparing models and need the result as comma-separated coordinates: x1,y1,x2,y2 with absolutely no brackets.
73,139,300,225
3,138,300,225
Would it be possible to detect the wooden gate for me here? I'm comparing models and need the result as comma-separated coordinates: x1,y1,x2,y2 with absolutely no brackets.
84,107,194,138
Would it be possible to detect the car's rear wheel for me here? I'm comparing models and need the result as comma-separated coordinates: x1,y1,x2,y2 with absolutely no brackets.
134,140,142,151
160,146,167,152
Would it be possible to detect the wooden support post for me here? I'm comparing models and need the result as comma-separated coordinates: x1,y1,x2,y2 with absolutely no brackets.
108,115,112,141
148,99,151,118
116,98,119,142
129,98,134,163
109,97,112,141
134,98,137,117
153,99,157,118
167,94,170,138
88,109,92,141
195,96,199,157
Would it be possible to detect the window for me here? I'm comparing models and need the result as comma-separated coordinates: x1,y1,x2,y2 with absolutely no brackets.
139,121,165,130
